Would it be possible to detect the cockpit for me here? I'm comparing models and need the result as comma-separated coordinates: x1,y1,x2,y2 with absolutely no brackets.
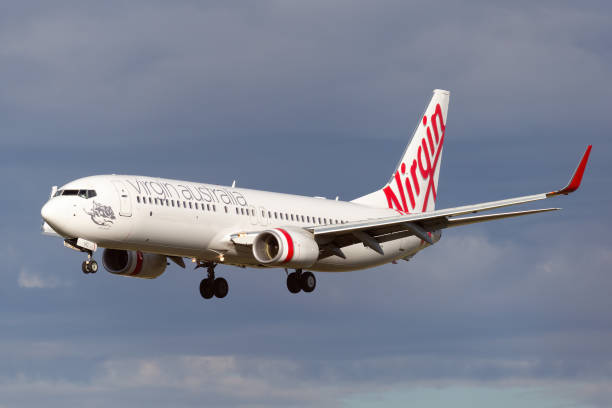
53,189,97,199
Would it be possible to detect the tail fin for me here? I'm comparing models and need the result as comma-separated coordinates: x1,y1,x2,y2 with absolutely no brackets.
352,89,449,213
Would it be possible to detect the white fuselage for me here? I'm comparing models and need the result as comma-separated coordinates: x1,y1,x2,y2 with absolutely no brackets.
42,175,431,272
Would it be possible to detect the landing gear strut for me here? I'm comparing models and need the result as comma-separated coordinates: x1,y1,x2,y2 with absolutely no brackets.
81,251,98,274
286,269,316,294
198,262,228,299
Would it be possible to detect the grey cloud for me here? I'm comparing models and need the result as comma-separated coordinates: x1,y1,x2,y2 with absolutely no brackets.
0,1,611,407
0,1,610,149
0,353,610,408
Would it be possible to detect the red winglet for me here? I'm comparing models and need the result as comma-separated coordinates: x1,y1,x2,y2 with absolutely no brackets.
547,145,592,197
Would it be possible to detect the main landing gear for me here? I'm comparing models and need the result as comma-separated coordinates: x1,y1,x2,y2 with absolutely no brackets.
81,251,98,274
198,262,228,300
286,269,316,294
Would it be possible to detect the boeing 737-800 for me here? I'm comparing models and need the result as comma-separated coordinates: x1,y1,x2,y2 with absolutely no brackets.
40,89,591,300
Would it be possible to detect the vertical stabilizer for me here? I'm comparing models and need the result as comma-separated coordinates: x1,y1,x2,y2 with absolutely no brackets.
352,89,449,213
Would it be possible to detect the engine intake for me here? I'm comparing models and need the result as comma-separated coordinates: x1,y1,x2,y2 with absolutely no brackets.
102,249,167,279
253,228,319,268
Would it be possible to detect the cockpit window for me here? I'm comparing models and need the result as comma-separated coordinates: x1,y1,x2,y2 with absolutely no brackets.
54,189,97,198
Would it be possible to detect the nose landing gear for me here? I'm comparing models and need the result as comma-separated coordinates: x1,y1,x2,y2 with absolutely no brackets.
286,269,316,294
198,262,229,299
81,251,98,274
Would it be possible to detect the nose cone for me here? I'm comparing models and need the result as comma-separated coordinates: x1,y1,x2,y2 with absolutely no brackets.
41,200,61,229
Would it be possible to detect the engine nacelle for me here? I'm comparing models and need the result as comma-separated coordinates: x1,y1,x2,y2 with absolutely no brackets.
102,249,167,279
252,228,319,268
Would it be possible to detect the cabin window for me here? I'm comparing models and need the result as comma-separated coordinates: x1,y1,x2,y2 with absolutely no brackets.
136,196,140,203
274,212,278,219
212,205,216,212
207,204,211,211
268,211,272,218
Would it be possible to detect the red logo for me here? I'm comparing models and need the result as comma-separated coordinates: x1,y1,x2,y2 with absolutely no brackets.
383,103,445,213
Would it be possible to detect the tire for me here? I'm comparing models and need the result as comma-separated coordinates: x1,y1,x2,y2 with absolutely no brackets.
199,278,214,299
214,278,229,299
82,261,89,274
287,272,301,294
89,260,98,273
301,271,316,293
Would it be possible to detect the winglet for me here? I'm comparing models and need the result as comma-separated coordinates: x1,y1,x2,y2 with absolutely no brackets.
547,145,592,197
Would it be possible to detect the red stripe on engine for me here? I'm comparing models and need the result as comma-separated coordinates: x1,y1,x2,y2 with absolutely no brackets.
131,251,144,275
277,229,294,263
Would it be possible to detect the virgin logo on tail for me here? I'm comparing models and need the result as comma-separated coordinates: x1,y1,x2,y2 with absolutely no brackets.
383,103,446,213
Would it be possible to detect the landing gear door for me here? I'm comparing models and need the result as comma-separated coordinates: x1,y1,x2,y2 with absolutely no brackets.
111,180,132,217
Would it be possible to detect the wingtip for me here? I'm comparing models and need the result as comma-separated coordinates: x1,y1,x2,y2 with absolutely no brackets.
547,145,592,197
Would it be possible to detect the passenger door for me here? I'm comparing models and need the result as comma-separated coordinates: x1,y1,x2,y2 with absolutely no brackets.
111,180,132,217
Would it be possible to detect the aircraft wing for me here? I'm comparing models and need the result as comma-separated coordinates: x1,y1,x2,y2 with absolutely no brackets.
308,145,591,255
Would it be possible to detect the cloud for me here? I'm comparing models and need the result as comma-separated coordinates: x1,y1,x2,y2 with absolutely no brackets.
17,267,69,289
0,2,610,408
0,1,610,150
0,354,610,408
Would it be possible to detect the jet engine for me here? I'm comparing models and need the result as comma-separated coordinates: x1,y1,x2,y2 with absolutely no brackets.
252,228,319,268
102,249,167,279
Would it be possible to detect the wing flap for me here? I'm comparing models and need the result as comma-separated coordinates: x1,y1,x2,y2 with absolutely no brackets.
443,208,560,228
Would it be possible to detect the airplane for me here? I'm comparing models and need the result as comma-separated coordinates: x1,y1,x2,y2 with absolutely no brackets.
40,89,592,300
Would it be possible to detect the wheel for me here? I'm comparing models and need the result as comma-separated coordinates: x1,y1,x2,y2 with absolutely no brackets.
301,271,316,293
214,278,229,298
89,260,98,273
199,278,214,299
82,261,89,274
287,272,301,293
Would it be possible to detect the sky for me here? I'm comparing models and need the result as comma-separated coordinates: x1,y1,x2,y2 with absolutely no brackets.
1,1,611,407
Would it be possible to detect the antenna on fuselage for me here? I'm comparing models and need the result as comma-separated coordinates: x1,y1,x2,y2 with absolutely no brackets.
232,180,236,188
